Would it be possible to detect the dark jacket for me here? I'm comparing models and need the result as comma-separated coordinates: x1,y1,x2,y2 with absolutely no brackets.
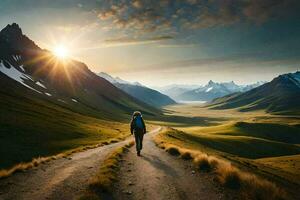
130,111,146,134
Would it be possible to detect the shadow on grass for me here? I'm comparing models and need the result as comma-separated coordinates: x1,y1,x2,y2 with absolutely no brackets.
163,128,300,159
152,115,227,127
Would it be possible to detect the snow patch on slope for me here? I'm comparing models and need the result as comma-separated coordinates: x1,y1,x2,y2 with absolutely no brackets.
0,60,41,93
205,87,213,92
12,55,22,62
19,65,25,72
36,81,46,89
57,99,66,103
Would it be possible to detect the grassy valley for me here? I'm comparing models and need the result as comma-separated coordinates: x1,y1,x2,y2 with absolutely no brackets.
153,103,300,196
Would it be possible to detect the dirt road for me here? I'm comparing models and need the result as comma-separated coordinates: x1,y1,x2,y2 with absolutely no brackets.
0,127,235,200
114,130,235,200
0,137,134,200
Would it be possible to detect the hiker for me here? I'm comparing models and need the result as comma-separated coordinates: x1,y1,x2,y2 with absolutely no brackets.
130,111,146,156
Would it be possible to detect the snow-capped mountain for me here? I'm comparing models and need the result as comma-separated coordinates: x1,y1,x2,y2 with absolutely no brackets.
98,72,143,86
154,84,201,100
177,80,264,102
240,81,267,92
209,71,300,115
98,72,176,107
0,23,158,119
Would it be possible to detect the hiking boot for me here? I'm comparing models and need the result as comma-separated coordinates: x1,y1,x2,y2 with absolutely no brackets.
137,151,141,156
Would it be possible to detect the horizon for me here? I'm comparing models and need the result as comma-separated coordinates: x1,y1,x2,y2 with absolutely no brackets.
1,2,300,199
1,1,300,86
0,21,299,88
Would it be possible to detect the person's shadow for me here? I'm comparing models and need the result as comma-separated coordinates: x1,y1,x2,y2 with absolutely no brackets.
141,154,178,177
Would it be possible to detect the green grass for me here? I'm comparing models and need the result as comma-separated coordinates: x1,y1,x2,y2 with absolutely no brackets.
227,122,300,144
0,91,131,170
155,127,300,159
254,154,300,185
157,104,300,197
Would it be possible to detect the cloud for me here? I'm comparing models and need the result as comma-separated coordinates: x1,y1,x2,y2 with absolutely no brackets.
115,51,300,73
242,0,298,24
104,35,173,46
94,0,299,34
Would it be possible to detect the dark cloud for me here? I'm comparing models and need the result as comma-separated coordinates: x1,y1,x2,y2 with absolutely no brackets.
104,35,173,46
94,0,300,33
1,0,299,42
242,0,296,24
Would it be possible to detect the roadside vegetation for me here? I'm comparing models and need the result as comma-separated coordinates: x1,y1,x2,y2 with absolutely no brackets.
79,141,134,200
0,139,126,179
158,105,300,191
154,129,287,200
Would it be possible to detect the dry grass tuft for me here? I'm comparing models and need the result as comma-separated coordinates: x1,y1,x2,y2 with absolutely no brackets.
154,135,287,200
217,163,287,199
180,151,193,160
0,139,128,179
166,146,181,156
217,164,242,189
81,140,134,199
193,154,214,172
0,156,55,178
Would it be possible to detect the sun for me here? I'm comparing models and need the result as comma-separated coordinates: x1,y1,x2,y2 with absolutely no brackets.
53,45,69,59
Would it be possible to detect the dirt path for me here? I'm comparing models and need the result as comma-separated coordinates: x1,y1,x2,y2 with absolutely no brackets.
0,137,135,200
0,128,236,200
114,130,235,200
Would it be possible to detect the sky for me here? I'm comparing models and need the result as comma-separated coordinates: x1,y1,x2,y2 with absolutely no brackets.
0,0,300,87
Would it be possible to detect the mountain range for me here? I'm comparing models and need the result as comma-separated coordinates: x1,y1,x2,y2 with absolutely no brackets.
98,72,176,107
0,23,164,169
208,71,300,115
0,23,158,120
155,84,200,100
160,81,265,102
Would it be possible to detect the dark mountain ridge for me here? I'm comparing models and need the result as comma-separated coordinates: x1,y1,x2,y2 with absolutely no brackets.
98,72,176,107
0,23,158,120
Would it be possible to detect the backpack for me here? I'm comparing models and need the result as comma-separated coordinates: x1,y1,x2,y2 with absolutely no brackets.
134,115,144,129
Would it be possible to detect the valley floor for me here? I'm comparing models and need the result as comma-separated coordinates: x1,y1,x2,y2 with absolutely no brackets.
1,103,299,200
152,104,300,198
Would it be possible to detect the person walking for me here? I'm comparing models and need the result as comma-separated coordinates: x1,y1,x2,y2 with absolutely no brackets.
130,111,146,156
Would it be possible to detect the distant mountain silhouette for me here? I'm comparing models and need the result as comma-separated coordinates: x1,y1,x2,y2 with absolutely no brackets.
209,72,300,115
98,72,176,107
155,84,200,100
176,80,264,102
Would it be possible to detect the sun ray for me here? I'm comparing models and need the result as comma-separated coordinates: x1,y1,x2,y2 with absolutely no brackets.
53,45,69,59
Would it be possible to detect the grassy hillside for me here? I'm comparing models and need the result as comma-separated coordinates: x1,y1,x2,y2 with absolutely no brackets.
0,89,132,169
0,23,162,170
207,72,300,115
156,104,300,195
156,124,300,159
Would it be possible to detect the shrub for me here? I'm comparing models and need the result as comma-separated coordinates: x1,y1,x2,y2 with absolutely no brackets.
193,154,213,172
166,146,180,156
154,134,287,200
180,151,193,160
